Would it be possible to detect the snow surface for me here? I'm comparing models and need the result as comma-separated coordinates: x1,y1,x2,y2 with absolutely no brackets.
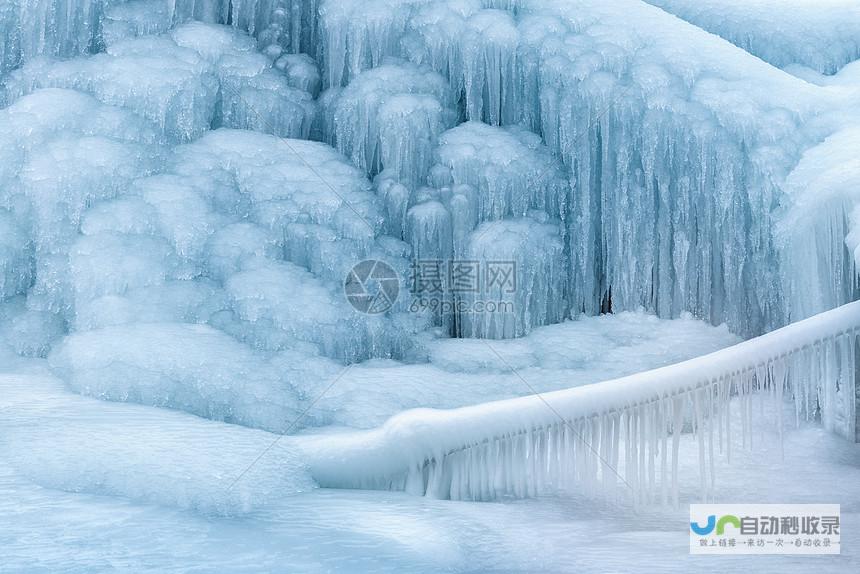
2,369,860,572
644,0,860,74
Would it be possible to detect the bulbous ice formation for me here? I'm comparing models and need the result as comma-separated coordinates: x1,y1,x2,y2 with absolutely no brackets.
459,218,566,339
322,60,456,183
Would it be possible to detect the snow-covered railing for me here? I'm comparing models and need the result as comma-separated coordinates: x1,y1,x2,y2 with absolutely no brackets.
306,301,860,503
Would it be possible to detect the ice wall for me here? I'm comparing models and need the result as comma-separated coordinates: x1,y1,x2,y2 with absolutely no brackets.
315,0,860,337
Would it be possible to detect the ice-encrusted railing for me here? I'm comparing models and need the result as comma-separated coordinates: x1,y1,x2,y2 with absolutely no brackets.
307,301,860,503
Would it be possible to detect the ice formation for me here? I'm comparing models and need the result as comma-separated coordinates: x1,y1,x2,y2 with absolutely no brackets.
312,0,860,337
48,323,303,431
322,60,456,182
3,22,316,140
1,0,860,516
0,374,315,515
459,218,566,338
644,0,860,75
308,301,860,501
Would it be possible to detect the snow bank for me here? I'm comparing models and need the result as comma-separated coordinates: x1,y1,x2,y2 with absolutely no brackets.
0,374,315,515
48,323,303,432
644,0,860,75
308,311,740,429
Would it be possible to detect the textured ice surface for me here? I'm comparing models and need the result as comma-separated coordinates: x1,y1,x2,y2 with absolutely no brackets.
311,311,740,428
48,323,304,432
0,373,314,515
2,370,860,572
3,23,315,140
644,0,860,74
322,60,455,182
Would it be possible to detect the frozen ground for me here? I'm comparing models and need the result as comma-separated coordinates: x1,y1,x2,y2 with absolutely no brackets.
2,361,859,573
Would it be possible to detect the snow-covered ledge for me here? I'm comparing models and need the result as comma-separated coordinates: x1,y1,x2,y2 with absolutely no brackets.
305,301,860,503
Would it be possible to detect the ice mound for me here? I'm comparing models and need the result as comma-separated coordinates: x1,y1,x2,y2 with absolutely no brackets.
0,374,315,515
48,323,303,432
322,60,456,182
59,128,426,363
276,53,322,97
4,23,315,141
172,129,383,282
225,258,398,361
433,121,567,223
408,5,520,125
3,37,217,141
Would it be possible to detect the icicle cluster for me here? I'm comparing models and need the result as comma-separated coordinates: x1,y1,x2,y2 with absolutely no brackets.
308,301,860,501
460,218,566,339
313,0,860,337
3,23,316,142
322,60,456,182
778,127,860,323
